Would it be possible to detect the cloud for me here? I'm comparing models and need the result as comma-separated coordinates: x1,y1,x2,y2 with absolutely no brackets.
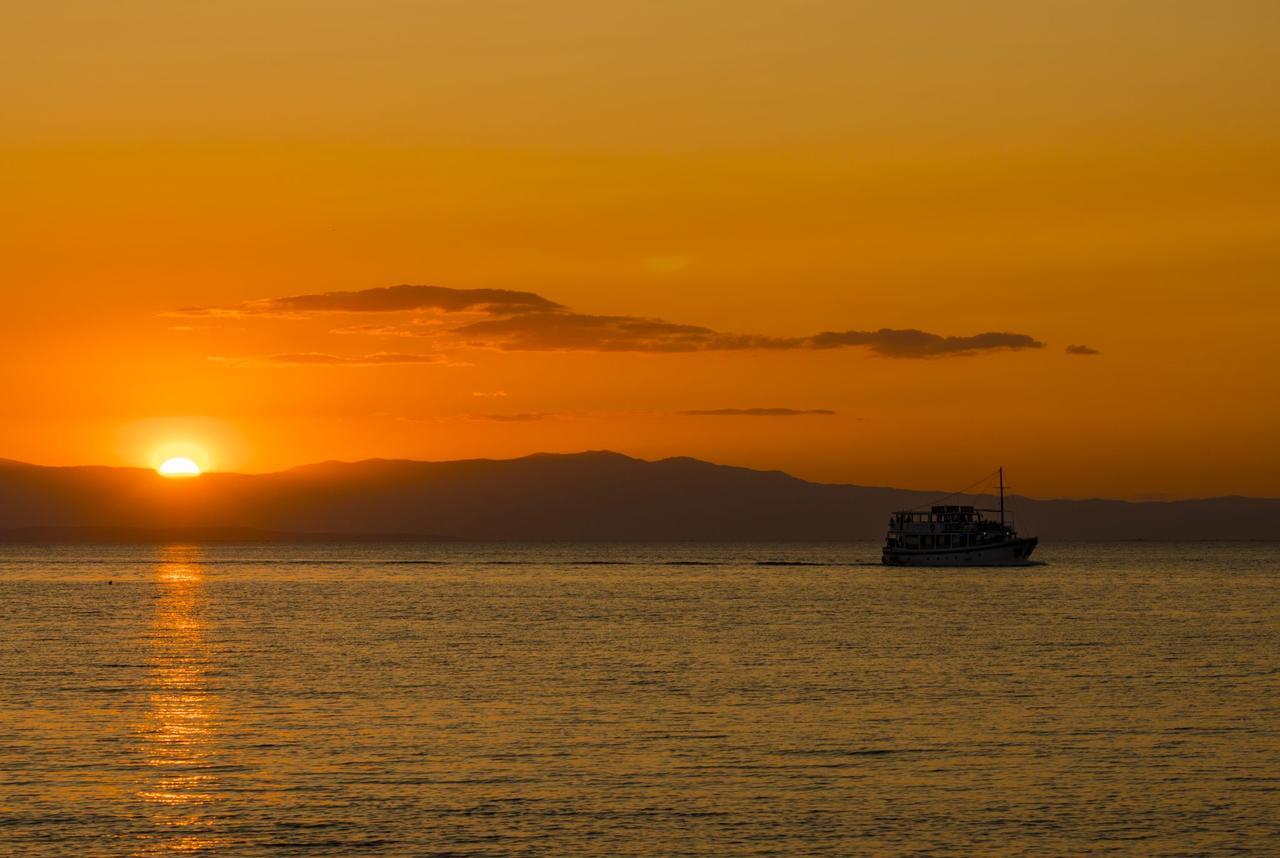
472,412,550,422
454,311,802,352
215,352,444,366
456,312,722,352
810,329,1044,357
172,285,562,318
1066,344,1101,356
177,284,1047,360
456,312,1041,358
676,408,837,417
330,323,421,337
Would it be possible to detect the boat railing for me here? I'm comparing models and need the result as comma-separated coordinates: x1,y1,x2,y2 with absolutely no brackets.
892,508,1003,522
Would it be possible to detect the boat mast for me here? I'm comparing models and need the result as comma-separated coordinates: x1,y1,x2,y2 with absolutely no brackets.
999,467,1005,526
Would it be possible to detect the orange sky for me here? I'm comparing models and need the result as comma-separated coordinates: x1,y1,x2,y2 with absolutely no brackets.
3,1,1278,499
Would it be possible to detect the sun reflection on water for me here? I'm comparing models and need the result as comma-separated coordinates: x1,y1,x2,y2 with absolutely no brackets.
136,546,227,855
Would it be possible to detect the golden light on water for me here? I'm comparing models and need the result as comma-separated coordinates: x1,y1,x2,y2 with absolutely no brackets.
136,546,227,854
157,457,202,478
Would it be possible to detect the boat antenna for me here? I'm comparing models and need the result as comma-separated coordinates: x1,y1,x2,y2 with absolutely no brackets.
909,467,1001,512
999,466,1005,526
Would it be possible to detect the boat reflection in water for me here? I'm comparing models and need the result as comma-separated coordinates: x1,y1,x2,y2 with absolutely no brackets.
135,545,227,855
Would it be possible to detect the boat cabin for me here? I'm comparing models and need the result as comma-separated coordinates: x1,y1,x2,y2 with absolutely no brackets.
884,504,1015,551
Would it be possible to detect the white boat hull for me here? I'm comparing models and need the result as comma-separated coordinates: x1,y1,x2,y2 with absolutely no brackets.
882,537,1038,567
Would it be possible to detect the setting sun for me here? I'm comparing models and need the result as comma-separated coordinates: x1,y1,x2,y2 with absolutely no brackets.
157,457,201,478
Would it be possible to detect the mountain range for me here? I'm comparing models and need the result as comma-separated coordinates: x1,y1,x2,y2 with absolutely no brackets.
0,451,1276,542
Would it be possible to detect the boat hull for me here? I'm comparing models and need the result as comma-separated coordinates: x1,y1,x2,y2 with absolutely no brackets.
881,537,1038,567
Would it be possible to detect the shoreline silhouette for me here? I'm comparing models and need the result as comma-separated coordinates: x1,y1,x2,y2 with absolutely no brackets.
2,451,1275,542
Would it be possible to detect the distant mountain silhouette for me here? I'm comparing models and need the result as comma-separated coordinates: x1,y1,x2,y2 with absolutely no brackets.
0,526,445,544
0,451,1276,542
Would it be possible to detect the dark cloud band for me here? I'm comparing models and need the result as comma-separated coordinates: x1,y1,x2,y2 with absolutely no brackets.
175,284,561,318
676,408,837,417
810,329,1044,358
181,284,1046,360
458,313,1043,358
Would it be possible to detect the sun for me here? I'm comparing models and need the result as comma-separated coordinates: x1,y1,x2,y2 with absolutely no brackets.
157,457,202,478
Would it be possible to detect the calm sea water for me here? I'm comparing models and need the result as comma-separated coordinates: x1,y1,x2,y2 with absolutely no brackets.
1,542,1277,856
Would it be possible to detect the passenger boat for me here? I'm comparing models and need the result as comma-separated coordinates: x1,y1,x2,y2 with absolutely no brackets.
882,468,1038,566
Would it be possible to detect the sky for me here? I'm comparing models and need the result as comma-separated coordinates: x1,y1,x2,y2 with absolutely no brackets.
2,0,1278,499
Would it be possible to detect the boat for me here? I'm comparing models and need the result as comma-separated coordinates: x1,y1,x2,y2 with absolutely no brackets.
881,468,1038,566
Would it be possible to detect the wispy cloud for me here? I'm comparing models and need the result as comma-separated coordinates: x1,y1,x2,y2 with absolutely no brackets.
329,323,423,337
471,412,550,422
454,312,801,353
1066,344,1102,356
172,284,562,318
214,352,444,366
676,408,837,417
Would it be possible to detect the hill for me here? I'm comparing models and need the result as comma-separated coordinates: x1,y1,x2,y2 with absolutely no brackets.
0,451,1276,541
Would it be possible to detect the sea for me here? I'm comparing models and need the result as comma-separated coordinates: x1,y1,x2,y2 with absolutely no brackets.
1,542,1277,856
